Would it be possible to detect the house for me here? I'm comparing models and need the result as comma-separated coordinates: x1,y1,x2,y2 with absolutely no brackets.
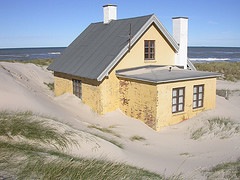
48,5,220,130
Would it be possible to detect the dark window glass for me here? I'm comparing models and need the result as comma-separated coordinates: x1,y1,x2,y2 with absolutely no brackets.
73,79,82,99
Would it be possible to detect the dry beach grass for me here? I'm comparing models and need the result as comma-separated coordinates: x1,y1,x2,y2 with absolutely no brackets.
0,111,162,179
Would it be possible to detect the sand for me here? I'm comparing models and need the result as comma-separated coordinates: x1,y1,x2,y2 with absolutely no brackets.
0,62,239,179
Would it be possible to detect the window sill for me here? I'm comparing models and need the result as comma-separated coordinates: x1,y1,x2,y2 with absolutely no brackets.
144,60,157,63
192,107,204,112
172,111,185,116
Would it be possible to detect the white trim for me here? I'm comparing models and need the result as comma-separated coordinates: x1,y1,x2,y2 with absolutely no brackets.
115,74,220,84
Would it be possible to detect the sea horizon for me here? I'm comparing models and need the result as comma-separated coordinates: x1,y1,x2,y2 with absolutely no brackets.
0,46,240,62
1,46,240,49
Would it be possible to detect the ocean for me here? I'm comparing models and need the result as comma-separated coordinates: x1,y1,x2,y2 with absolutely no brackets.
0,47,65,61
0,47,239,62
188,47,240,62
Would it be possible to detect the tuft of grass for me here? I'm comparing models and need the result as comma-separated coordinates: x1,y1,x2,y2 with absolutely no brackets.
0,140,162,179
179,152,190,156
25,59,54,66
0,111,74,149
194,62,240,81
44,82,54,91
191,127,206,140
191,117,240,140
165,174,183,180
2,59,54,66
130,135,146,142
0,110,162,179
17,156,163,180
92,133,124,149
88,124,121,138
87,125,124,148
205,158,240,179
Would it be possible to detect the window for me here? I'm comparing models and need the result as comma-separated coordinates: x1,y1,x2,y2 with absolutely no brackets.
144,40,155,60
193,85,204,109
73,79,82,99
172,87,185,113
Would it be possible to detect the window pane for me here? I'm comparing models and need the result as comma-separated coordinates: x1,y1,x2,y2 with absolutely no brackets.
193,86,197,93
199,93,203,99
199,86,203,92
179,96,183,103
173,90,177,97
193,94,197,100
179,89,183,96
172,105,176,112
199,100,202,107
193,101,197,108
172,97,177,104
144,42,148,48
178,104,183,111
150,41,154,47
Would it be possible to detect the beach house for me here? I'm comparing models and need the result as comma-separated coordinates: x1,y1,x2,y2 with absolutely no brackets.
48,5,220,130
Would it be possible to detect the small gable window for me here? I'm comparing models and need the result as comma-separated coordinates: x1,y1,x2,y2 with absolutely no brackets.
172,87,185,113
193,85,204,109
144,40,155,60
73,79,82,99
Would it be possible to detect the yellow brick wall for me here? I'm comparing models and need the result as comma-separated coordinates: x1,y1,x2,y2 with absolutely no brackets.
99,73,120,114
81,78,102,114
119,78,158,129
54,72,73,96
156,78,217,130
54,72,103,114
54,73,217,131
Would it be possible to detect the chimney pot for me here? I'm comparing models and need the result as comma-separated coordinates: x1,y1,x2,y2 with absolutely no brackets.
103,4,117,24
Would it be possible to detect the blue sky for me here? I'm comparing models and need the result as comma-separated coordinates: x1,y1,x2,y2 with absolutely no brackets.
1,0,239,48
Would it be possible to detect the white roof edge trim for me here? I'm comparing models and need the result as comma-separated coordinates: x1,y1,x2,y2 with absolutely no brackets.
115,74,220,84
151,15,179,51
97,14,179,81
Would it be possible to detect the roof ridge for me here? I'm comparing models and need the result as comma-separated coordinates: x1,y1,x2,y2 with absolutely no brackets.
92,14,154,24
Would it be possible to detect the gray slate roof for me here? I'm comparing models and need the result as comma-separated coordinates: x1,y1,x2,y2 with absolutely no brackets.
116,66,221,84
48,14,179,81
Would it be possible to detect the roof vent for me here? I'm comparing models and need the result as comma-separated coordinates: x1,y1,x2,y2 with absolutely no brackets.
103,4,117,24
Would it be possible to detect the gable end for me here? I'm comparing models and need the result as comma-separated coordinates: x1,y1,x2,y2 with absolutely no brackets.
97,14,179,81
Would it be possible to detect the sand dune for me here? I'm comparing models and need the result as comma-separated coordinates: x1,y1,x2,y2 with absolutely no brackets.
0,62,239,179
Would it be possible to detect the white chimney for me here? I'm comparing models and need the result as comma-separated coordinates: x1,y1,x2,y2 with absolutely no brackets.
172,17,188,69
103,4,117,24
